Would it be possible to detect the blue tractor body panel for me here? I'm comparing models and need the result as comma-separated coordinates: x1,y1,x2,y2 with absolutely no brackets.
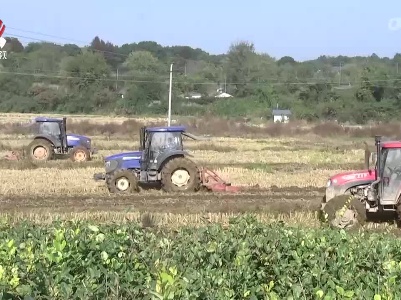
105,151,142,162
105,151,142,170
66,133,92,149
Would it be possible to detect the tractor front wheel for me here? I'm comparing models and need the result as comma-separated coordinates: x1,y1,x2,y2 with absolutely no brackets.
320,194,367,229
107,170,139,193
27,139,54,162
70,146,91,162
161,157,201,192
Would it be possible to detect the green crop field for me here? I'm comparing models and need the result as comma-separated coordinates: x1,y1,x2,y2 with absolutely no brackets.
0,216,400,299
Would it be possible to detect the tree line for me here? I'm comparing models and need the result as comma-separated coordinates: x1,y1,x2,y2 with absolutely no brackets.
1,36,401,123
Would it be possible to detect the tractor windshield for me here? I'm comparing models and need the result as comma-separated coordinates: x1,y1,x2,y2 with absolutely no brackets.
150,132,182,152
381,147,401,201
37,122,61,136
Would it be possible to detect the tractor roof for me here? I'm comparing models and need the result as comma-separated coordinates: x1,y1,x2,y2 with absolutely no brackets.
34,116,63,122
382,141,401,148
146,126,186,132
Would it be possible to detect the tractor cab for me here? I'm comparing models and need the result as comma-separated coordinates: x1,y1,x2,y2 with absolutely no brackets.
32,117,68,151
139,126,187,175
365,137,401,206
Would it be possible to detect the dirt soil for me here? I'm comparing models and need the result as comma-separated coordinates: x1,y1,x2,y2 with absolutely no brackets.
0,186,324,215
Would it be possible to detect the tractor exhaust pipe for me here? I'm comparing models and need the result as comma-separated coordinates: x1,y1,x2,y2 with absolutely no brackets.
375,135,382,182
367,135,382,202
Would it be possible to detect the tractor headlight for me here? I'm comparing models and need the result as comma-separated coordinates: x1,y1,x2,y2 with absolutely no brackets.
105,160,118,173
326,179,337,187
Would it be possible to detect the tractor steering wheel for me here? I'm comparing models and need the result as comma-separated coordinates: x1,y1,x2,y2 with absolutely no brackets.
386,166,401,177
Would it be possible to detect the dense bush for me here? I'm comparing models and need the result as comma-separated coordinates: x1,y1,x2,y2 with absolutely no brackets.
0,216,400,299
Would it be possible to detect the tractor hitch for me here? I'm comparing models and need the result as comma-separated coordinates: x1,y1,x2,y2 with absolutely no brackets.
200,167,241,193
93,173,106,181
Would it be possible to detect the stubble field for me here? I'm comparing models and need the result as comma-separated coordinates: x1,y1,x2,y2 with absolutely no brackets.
0,112,382,229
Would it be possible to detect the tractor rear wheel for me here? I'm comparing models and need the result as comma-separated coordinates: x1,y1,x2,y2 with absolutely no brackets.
107,170,139,193
27,139,54,162
70,146,91,162
320,194,367,229
161,157,201,192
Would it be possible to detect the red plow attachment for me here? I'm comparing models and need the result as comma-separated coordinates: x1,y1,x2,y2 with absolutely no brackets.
2,151,23,161
200,167,241,193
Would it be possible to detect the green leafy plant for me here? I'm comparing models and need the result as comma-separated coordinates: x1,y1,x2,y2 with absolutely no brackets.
0,216,400,299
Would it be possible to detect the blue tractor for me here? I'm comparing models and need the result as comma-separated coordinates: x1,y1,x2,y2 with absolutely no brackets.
93,125,239,193
26,116,97,162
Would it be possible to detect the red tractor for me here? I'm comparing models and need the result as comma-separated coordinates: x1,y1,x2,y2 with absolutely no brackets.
321,136,401,229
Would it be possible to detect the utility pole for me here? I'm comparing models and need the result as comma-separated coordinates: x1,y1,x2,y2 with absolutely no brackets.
167,63,173,127
115,68,118,91
224,75,227,93
339,62,342,86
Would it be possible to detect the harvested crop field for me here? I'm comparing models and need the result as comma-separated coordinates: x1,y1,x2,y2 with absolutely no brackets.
0,112,388,228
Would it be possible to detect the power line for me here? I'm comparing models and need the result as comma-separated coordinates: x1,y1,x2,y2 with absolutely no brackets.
14,67,401,83
2,70,401,87
0,70,169,84
6,26,88,45
4,29,401,87
6,27,224,68
5,32,190,73
6,33,130,59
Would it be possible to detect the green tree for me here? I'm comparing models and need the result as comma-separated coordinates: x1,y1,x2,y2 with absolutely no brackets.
224,41,258,97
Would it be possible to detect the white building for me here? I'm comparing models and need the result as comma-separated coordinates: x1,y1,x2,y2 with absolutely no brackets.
185,92,202,99
272,109,292,123
215,92,233,98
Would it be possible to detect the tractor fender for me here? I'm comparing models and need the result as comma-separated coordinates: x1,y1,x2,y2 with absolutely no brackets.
33,135,60,147
155,151,192,171
325,180,373,202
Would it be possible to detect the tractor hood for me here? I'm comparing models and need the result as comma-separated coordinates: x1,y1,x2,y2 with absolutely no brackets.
67,133,90,141
328,169,376,187
105,151,142,162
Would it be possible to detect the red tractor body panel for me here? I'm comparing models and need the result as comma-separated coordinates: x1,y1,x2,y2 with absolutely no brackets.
329,169,376,186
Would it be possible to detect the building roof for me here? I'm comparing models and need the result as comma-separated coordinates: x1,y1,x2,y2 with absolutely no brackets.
272,109,292,115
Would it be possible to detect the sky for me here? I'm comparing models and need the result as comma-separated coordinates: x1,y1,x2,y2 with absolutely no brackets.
1,0,401,61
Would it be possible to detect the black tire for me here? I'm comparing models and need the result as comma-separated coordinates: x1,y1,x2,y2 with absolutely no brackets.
321,194,366,229
27,139,54,162
106,169,139,193
161,157,201,192
70,146,91,162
